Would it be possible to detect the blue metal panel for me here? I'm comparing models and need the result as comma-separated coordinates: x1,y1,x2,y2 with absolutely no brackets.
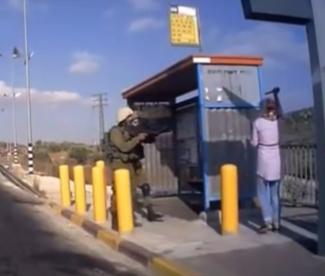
196,64,263,210
255,67,263,118
309,0,325,256
197,64,210,210
175,102,200,195
204,108,258,201
257,67,262,106
174,97,198,109
209,196,220,202
201,65,261,108
204,102,256,109
241,0,312,24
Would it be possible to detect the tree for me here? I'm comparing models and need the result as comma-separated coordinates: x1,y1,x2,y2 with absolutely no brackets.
35,140,43,147
69,147,89,164
48,143,62,152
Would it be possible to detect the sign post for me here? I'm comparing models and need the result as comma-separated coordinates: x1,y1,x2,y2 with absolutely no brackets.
242,0,325,255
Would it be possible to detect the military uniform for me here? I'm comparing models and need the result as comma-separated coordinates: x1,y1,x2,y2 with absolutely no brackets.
106,125,154,223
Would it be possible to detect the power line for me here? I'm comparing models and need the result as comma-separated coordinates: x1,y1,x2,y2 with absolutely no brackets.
92,93,108,150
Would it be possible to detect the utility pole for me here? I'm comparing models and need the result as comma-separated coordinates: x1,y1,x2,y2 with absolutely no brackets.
23,0,34,175
92,93,108,151
11,47,21,165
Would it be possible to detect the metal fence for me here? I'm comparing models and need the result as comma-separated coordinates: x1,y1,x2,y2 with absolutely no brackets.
281,144,318,207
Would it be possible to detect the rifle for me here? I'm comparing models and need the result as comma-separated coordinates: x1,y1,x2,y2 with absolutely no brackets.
125,117,170,143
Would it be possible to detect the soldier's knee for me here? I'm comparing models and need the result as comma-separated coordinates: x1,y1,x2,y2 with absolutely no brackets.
140,183,151,197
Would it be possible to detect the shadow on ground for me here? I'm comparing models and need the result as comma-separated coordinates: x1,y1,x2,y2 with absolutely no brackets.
153,195,319,255
239,205,318,254
0,183,142,276
28,251,138,276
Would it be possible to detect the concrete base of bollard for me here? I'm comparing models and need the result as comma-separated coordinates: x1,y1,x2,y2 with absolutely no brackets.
48,202,198,276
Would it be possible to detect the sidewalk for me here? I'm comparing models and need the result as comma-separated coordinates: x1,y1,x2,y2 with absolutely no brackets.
20,171,325,275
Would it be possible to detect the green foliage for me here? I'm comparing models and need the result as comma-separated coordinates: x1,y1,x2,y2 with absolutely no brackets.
90,151,105,163
282,107,314,144
34,148,51,162
48,143,62,152
35,140,43,147
0,142,7,148
69,146,91,164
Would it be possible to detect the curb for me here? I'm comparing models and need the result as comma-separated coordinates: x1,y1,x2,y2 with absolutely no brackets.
48,202,199,276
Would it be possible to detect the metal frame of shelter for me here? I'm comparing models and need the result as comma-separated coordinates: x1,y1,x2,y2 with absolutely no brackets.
123,55,263,210
241,0,325,256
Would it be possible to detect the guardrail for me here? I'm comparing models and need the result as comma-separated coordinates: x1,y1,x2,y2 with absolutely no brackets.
281,144,318,207
0,164,45,198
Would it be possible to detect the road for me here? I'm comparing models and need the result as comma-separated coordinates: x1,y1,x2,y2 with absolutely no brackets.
0,173,150,276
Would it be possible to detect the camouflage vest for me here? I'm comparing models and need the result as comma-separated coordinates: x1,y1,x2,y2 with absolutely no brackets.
105,125,144,163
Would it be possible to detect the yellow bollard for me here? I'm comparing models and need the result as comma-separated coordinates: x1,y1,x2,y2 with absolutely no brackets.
96,160,105,169
96,160,107,186
114,169,134,234
96,160,108,209
73,165,86,215
221,164,239,235
92,166,107,224
59,165,71,207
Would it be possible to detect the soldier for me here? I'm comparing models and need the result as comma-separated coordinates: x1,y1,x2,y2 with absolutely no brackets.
106,107,163,226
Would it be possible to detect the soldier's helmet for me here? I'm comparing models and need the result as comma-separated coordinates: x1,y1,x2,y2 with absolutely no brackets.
117,107,134,124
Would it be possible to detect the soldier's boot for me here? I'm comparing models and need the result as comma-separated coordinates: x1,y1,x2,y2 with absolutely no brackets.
147,205,163,222
139,183,163,222
133,213,143,227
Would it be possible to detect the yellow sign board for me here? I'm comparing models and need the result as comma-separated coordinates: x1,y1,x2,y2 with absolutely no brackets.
169,6,200,46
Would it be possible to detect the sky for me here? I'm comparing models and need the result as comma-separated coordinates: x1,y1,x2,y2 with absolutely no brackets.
0,0,313,144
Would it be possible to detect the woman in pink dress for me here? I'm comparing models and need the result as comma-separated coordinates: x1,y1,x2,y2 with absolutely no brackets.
251,89,282,233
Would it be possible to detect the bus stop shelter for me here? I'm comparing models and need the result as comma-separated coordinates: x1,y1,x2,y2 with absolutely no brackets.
122,54,263,211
